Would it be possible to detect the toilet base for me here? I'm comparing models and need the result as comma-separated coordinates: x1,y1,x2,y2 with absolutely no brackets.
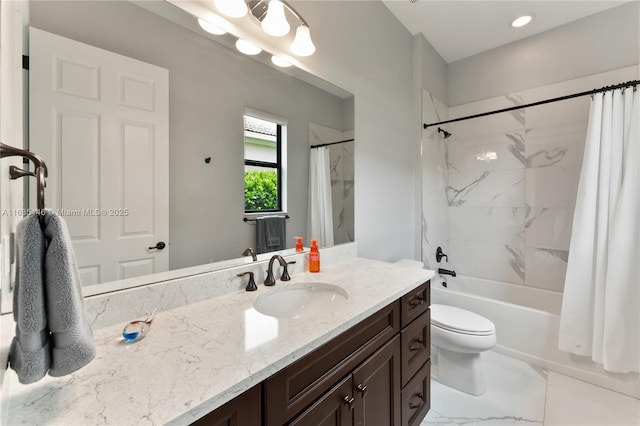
432,347,486,396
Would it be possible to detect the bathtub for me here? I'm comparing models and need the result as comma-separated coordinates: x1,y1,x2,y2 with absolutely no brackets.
431,274,640,398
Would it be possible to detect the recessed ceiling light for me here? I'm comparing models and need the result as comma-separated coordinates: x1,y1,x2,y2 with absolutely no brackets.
510,13,535,28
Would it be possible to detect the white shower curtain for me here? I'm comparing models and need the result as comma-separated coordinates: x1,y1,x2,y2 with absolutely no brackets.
307,146,334,247
559,87,640,373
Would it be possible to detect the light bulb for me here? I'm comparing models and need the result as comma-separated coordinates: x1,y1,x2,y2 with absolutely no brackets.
271,55,292,68
291,25,315,56
261,0,290,37
510,13,534,28
214,0,248,18
198,18,227,35
235,39,262,55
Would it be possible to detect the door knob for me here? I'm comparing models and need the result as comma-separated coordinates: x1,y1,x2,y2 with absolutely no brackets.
148,241,166,250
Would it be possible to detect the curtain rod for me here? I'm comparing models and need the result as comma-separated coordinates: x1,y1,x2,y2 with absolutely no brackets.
310,138,354,149
423,79,640,129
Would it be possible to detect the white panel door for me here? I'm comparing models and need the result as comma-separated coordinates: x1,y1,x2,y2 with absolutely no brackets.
29,27,169,286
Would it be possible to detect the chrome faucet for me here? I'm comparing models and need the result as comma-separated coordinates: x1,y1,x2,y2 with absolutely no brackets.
242,247,257,262
264,255,296,286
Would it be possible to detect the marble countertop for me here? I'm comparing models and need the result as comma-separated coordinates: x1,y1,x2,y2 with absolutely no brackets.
4,258,433,425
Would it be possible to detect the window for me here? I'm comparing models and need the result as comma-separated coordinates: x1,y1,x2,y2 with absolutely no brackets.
243,114,285,212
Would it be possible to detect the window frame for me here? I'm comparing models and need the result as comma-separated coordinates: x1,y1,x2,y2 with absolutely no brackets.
243,123,283,213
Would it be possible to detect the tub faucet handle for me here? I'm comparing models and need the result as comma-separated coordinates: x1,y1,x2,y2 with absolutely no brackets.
436,247,448,263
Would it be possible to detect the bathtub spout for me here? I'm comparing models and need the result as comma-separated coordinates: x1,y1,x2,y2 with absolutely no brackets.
438,268,457,277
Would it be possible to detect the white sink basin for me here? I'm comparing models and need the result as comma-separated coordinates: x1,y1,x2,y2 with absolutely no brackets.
253,282,349,319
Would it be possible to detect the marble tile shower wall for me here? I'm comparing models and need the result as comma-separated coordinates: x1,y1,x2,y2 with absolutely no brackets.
329,141,355,245
445,66,638,292
421,89,450,270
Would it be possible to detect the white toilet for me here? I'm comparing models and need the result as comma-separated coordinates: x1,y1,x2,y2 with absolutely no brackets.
393,259,497,395
430,304,496,395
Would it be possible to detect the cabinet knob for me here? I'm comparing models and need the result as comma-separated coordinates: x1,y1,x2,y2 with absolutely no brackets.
343,395,355,410
356,383,368,395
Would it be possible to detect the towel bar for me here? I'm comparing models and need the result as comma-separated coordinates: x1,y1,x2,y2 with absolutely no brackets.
1,142,48,228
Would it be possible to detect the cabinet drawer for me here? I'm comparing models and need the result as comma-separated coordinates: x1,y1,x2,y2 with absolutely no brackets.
400,281,430,327
401,360,430,426
401,309,430,387
265,302,400,426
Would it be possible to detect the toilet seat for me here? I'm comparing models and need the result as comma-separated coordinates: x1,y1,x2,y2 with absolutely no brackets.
431,304,495,336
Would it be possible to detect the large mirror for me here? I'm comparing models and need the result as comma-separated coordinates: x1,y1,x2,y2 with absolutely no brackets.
10,0,354,305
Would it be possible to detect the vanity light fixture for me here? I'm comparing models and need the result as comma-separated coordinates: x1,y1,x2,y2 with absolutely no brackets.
510,13,534,28
215,0,248,19
247,0,316,56
197,17,227,35
261,0,290,37
271,55,292,67
290,25,315,57
236,39,262,55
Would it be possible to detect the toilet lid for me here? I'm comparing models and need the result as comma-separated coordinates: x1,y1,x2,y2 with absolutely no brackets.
431,304,495,336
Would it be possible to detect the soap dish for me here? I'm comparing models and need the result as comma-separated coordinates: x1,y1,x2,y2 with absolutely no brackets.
122,309,157,342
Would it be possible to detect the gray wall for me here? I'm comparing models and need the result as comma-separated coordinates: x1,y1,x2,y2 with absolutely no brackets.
448,2,640,106
29,0,351,270
293,1,417,262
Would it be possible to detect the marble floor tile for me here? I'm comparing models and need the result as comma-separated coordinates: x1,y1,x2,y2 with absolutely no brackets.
544,381,640,425
422,351,640,426
422,351,546,425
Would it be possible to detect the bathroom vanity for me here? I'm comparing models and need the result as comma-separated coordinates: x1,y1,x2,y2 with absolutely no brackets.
3,257,433,425
194,281,431,426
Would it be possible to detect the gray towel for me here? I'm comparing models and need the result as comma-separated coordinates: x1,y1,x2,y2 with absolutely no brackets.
256,216,286,254
9,211,95,383
9,213,50,384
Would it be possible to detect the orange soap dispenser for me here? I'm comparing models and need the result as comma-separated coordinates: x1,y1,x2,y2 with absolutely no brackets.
309,239,320,273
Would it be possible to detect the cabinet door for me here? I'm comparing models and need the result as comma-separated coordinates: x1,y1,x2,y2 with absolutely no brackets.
352,335,401,426
190,385,261,426
289,375,354,426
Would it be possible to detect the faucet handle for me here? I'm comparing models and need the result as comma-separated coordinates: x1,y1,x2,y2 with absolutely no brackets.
281,261,296,281
436,246,448,263
237,272,257,291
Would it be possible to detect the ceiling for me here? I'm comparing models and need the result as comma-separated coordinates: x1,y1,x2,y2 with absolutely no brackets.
382,0,632,63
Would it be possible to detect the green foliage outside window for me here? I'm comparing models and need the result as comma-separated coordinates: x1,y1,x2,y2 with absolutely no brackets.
244,170,278,211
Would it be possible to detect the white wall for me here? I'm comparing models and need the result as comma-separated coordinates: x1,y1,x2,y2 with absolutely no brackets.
291,1,417,262
448,2,640,106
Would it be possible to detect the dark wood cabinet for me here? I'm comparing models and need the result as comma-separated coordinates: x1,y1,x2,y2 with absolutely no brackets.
290,336,401,426
401,310,430,387
191,281,430,426
401,360,431,426
400,281,431,426
191,385,261,426
264,303,399,426
353,336,401,426
289,375,354,426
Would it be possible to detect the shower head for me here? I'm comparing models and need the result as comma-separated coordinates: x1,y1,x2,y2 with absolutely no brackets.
438,127,452,139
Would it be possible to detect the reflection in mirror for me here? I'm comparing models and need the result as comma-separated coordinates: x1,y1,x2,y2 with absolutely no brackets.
13,0,354,305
